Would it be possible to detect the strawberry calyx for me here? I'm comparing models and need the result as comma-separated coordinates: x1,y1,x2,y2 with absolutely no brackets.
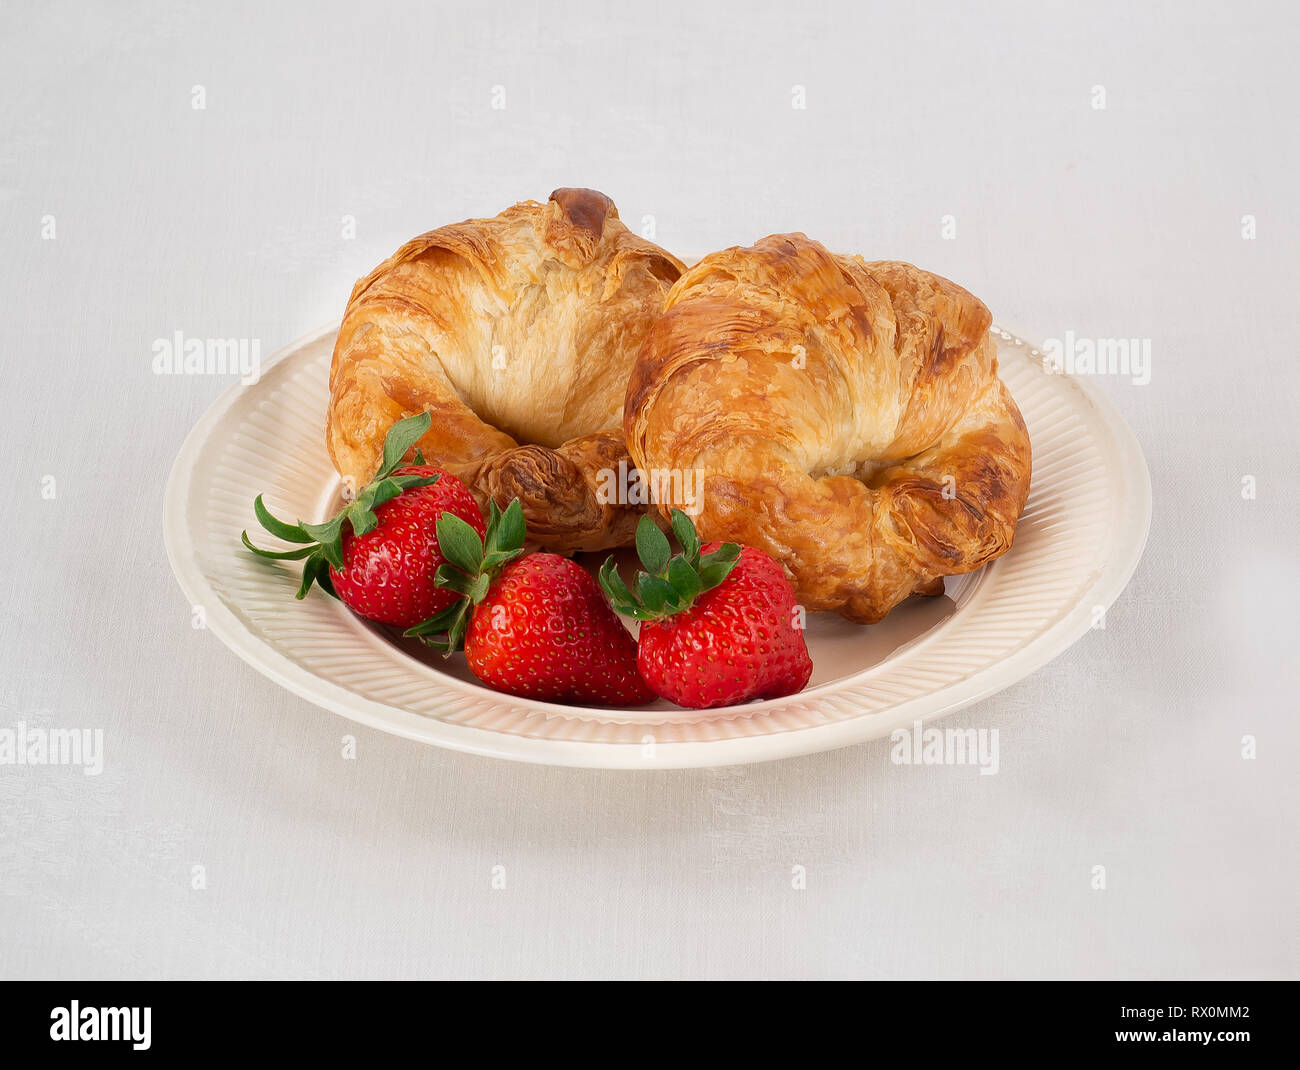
240,411,439,599
599,509,741,622
403,498,527,653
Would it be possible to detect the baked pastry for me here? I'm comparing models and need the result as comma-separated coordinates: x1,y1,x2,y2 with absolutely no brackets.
326,188,684,553
624,234,1032,623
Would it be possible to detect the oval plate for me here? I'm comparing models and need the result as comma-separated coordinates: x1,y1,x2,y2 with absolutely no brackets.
164,323,1150,768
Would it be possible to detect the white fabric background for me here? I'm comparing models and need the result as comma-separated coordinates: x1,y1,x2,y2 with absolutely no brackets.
1,0,1296,979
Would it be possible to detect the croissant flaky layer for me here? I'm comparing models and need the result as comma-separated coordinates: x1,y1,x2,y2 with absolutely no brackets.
624,234,1032,623
326,188,684,553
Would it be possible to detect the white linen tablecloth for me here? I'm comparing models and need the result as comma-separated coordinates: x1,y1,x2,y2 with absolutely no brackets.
1,0,1296,979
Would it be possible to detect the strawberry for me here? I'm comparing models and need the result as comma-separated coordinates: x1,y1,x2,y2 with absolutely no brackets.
599,510,813,709
405,501,653,707
241,411,486,628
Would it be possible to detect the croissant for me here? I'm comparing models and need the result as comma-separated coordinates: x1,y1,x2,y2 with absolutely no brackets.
326,189,684,553
624,234,1032,623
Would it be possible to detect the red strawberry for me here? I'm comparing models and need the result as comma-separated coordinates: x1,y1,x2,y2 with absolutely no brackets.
241,412,486,628
599,510,813,709
406,501,652,707
323,466,483,626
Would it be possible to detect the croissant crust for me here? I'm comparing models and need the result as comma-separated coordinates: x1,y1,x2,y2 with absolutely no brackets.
624,234,1032,623
326,188,685,553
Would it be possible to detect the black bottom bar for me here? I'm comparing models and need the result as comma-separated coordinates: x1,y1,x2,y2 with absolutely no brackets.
2,980,1291,1057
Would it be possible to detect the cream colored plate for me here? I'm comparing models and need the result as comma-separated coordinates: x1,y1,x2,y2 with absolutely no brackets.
163,323,1150,768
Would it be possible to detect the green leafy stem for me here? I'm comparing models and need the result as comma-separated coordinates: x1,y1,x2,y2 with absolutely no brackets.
239,411,438,599
599,508,740,621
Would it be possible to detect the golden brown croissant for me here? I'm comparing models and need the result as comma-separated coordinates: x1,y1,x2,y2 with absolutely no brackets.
326,189,685,553
624,234,1032,623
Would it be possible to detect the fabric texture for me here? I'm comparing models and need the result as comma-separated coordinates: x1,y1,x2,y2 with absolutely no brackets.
0,0,1295,980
